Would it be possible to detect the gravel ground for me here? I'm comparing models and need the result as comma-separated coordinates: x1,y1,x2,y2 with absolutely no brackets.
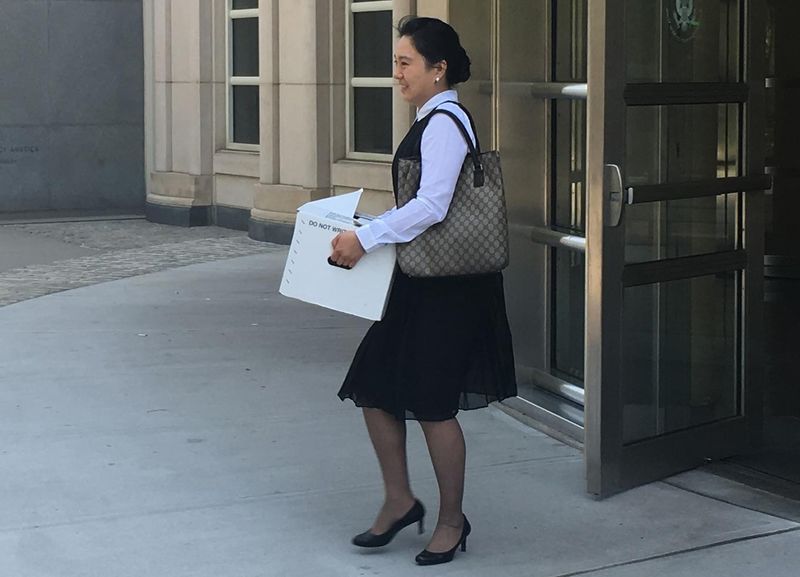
0,218,284,307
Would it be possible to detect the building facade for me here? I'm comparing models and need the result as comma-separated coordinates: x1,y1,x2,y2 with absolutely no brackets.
144,0,799,498
144,0,417,235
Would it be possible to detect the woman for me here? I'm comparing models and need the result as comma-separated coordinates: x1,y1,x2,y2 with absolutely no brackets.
330,16,516,566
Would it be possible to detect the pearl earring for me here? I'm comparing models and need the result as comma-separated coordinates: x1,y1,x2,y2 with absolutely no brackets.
434,77,440,84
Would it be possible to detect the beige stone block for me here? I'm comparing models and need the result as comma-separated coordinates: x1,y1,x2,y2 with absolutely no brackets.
278,0,319,84
314,0,330,83
198,0,213,83
214,150,260,178
170,0,201,83
333,186,394,215
393,86,415,150
213,81,227,151
154,82,172,172
252,183,328,213
153,0,171,82
437,1,495,149
498,0,549,82
171,82,202,174
450,0,492,79
259,82,280,183
331,83,346,162
393,0,415,27
259,0,278,83
314,82,332,186
250,208,297,225
416,0,449,20
278,83,318,187
214,174,257,208
391,0,417,149
169,81,214,175
329,0,346,84
457,83,494,150
150,172,213,204
147,193,194,208
198,81,214,175
211,0,226,83
331,160,392,192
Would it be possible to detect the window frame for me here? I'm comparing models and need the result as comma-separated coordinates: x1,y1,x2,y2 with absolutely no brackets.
346,0,394,161
226,1,260,151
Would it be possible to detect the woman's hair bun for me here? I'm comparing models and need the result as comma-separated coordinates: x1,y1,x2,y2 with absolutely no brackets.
397,16,471,86
452,46,471,84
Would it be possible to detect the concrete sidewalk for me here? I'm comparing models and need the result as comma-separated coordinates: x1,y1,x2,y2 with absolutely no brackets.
1,249,798,576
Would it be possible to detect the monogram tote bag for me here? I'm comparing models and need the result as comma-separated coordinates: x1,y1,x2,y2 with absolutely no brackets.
395,107,509,277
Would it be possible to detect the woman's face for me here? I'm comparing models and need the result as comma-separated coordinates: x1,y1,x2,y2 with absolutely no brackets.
393,35,446,108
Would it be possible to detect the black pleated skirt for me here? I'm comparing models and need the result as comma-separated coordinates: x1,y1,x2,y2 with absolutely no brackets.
337,268,517,421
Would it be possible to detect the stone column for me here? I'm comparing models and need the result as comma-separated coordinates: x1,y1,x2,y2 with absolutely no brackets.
416,0,448,20
145,0,215,226
249,0,333,243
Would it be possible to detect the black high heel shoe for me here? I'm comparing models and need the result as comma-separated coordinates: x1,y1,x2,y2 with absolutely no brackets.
351,499,425,548
414,515,471,566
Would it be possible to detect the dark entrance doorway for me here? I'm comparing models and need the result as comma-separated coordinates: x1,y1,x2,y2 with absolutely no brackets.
719,0,800,494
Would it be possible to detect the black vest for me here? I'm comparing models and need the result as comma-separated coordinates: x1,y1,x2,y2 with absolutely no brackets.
390,102,479,204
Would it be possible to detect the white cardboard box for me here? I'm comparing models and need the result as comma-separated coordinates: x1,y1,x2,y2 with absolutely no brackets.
279,190,396,321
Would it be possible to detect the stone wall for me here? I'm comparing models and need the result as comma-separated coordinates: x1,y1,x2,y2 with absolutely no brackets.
0,0,144,213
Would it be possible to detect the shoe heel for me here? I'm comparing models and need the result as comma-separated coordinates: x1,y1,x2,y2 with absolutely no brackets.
417,518,424,534
460,537,467,552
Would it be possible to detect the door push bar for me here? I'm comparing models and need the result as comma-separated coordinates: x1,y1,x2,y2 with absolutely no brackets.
625,175,773,205
605,168,772,227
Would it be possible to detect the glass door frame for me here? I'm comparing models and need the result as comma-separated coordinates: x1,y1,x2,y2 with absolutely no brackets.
490,0,589,444
497,0,590,444
584,0,768,498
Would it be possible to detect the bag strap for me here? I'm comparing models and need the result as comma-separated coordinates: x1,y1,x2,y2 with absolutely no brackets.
428,104,485,187
440,100,481,151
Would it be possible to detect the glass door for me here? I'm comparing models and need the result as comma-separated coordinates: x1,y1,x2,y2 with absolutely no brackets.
585,0,769,497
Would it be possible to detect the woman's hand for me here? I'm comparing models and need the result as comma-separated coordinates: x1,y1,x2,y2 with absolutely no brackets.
330,230,366,269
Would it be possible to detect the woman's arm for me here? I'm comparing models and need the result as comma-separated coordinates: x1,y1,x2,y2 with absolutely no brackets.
330,109,474,268
354,112,473,254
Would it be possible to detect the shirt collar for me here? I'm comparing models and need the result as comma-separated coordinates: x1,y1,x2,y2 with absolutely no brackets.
416,90,459,121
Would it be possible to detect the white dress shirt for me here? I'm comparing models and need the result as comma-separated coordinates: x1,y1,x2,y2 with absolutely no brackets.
355,90,477,253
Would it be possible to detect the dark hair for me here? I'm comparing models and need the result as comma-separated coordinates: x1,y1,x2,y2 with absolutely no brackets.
397,16,471,86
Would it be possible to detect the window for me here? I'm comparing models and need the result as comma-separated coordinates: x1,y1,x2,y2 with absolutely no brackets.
347,1,394,158
228,0,260,148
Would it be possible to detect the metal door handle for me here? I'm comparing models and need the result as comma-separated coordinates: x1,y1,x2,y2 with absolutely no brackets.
604,164,624,227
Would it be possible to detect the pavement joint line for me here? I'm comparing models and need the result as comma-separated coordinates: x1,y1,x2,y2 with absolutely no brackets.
0,447,583,535
547,525,800,577
0,478,442,535
0,216,146,226
229,458,585,502
0,413,357,440
0,458,587,536
662,478,800,524
471,454,582,470
3,487,797,571
725,460,800,488
0,497,294,536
